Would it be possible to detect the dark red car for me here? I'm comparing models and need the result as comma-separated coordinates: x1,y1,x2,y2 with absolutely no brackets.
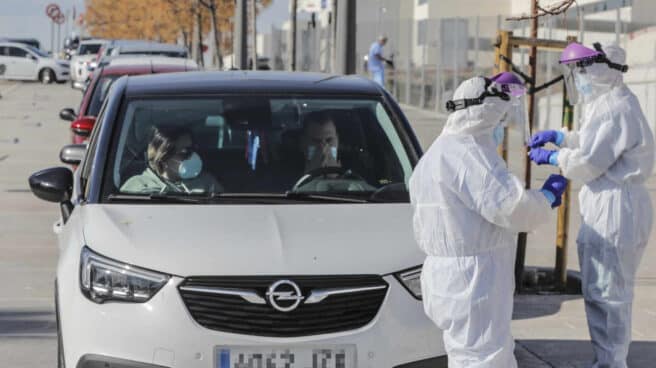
59,57,198,144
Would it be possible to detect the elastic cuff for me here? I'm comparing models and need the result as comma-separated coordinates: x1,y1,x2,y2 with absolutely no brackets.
540,189,556,205
548,151,559,166
555,131,565,146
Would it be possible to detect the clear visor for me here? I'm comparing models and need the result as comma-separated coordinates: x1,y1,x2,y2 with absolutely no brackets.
561,63,582,105
501,95,529,145
500,83,527,98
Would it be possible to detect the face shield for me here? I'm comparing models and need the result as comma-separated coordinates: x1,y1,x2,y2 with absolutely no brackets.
492,75,529,145
559,42,629,105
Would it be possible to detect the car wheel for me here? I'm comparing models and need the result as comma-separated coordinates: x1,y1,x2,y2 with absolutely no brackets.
39,68,55,84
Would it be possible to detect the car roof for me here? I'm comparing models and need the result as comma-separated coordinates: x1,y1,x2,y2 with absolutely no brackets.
114,41,187,53
0,42,30,48
108,56,196,67
101,58,198,76
80,39,106,45
124,71,383,97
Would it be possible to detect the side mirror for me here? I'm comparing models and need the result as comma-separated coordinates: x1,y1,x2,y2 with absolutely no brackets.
60,144,86,165
28,167,73,203
59,108,76,122
71,116,96,137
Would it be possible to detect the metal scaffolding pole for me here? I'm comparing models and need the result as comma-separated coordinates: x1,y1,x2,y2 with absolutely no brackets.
234,0,248,70
335,0,356,75
288,0,297,71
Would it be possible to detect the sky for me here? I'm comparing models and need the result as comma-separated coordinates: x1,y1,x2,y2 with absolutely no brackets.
0,0,292,53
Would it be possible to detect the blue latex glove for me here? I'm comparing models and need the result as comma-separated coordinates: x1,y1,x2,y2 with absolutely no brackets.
529,130,564,148
541,174,568,208
529,148,558,165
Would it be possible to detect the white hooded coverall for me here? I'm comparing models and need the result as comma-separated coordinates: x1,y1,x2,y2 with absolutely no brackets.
409,77,553,368
558,44,654,368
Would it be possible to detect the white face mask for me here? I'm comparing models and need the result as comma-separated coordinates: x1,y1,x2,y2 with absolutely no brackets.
493,124,505,146
575,73,593,97
177,152,202,180
307,145,338,160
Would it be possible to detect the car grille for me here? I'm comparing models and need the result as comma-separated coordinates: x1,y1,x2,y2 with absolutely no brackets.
178,275,388,337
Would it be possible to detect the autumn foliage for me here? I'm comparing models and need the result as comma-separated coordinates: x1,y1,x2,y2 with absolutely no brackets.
83,0,270,52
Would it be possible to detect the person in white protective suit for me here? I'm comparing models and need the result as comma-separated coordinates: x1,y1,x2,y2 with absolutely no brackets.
410,74,568,368
529,42,655,368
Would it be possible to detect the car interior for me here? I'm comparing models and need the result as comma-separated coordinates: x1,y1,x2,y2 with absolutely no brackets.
110,97,409,196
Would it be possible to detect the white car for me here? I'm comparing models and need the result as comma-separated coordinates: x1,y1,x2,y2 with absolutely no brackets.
70,39,106,89
29,72,447,368
0,42,69,83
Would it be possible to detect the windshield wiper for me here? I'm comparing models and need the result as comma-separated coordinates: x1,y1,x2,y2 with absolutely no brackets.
207,192,368,203
106,193,206,204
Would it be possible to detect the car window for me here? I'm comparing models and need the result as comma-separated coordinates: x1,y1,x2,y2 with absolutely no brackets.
81,97,110,198
79,43,102,55
88,76,119,116
8,47,28,58
101,96,415,203
26,46,48,57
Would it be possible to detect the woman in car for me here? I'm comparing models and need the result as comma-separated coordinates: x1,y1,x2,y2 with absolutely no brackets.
121,126,222,194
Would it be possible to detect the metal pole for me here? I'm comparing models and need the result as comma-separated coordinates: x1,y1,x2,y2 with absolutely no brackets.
615,8,621,44
335,0,356,75
51,21,54,55
515,0,539,293
474,16,480,75
250,0,257,70
331,0,338,73
57,23,61,55
234,0,248,69
288,0,297,71
452,18,458,101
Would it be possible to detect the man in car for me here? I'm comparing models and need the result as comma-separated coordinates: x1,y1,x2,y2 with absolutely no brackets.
295,111,374,192
121,126,222,194
301,110,342,173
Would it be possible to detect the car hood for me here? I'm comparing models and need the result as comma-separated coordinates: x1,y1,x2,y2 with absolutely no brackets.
81,204,424,276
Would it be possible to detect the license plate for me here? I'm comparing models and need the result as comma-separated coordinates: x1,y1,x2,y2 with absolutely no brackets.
215,345,356,368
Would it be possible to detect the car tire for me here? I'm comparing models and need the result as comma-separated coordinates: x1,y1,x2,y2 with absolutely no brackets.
39,68,55,84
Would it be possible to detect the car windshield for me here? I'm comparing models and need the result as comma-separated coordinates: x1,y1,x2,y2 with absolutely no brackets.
27,46,49,57
101,96,414,203
79,43,103,55
88,75,119,116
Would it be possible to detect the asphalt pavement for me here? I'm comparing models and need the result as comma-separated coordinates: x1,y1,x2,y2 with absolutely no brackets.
1,80,655,367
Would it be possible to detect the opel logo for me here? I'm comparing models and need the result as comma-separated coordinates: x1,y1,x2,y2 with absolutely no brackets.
266,280,304,312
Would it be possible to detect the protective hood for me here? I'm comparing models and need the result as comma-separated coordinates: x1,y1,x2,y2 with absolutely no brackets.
578,43,627,103
443,77,511,136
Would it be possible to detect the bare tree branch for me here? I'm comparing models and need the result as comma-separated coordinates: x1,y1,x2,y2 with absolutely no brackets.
506,0,577,21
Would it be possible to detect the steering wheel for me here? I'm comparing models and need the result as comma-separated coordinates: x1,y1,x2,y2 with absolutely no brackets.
291,166,366,191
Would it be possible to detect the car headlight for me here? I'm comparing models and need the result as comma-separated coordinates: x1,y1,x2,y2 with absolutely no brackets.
80,246,170,303
395,266,422,300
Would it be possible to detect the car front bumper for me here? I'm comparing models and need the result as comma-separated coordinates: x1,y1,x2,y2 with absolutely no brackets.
55,68,70,81
60,275,445,368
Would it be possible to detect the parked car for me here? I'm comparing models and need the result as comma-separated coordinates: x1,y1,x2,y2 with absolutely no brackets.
0,42,69,83
88,40,189,74
0,37,40,49
60,57,198,144
30,71,447,368
70,39,106,89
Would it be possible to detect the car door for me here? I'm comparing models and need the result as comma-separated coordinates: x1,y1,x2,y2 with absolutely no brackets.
6,46,37,79
0,46,8,79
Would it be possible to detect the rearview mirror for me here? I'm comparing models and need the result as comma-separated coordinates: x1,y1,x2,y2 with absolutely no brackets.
59,108,76,122
60,144,86,165
28,167,73,203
